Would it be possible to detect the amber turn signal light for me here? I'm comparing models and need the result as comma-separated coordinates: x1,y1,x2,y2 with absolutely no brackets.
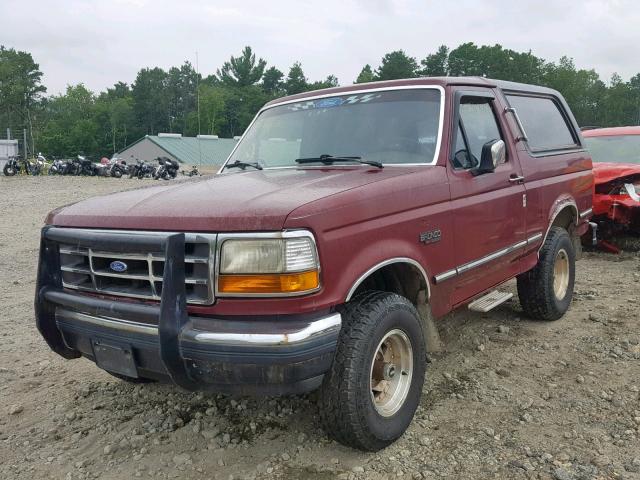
218,270,319,294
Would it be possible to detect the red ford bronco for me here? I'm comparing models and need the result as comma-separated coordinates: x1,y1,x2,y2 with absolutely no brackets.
36,77,593,451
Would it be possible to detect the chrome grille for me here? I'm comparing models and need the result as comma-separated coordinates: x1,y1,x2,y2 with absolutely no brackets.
58,231,216,305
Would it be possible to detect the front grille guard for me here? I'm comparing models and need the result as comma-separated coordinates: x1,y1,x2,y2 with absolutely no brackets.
35,226,198,390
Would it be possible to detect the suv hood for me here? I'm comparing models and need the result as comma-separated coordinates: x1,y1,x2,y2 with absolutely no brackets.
47,167,412,231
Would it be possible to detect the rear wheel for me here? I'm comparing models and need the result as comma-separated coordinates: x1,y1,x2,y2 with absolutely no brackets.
318,291,426,451
517,226,575,321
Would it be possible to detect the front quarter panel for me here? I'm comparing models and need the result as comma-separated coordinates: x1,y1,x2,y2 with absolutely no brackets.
285,166,454,317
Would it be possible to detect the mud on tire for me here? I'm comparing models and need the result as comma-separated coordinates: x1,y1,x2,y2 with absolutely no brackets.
517,226,575,321
318,291,426,451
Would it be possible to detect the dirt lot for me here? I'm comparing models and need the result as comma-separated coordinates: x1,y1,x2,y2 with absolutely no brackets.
1,176,639,480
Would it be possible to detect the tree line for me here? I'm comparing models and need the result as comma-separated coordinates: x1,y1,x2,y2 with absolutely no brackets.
1,43,639,159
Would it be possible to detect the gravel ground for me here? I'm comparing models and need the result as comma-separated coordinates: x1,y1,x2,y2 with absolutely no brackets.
1,175,639,480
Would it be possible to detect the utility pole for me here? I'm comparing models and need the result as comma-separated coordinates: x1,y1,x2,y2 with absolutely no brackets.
196,51,201,136
6,128,10,140
23,128,28,159
195,50,202,167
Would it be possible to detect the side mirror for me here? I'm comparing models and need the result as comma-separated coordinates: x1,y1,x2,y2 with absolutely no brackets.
472,139,505,176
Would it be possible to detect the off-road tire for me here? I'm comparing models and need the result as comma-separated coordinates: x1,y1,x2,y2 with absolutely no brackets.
3,164,17,176
112,169,122,178
517,226,575,321
318,291,426,451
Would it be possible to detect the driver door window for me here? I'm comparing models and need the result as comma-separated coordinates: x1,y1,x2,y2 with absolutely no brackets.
453,98,504,170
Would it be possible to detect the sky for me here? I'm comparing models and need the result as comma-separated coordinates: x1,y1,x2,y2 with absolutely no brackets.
1,0,639,95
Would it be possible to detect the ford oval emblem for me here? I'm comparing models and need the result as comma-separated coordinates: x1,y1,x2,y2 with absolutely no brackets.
109,260,128,273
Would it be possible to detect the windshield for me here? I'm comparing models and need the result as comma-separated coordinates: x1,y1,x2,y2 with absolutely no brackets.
585,134,640,164
224,88,442,170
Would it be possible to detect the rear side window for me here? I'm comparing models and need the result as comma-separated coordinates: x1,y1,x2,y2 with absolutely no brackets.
505,94,578,152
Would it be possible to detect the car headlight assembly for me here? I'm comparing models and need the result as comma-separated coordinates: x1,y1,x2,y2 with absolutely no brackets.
217,234,320,296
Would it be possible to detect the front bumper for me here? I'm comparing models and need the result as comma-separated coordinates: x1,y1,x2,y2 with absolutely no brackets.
35,227,341,395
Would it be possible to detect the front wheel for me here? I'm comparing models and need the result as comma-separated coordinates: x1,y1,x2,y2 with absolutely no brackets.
318,291,426,451
3,164,17,176
517,226,575,321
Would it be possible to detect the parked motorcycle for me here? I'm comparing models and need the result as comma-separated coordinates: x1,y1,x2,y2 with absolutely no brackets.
3,156,20,176
75,156,98,176
48,159,68,175
34,153,46,174
70,157,83,175
181,165,201,177
154,157,179,180
128,157,142,178
3,156,42,176
94,162,111,177
63,158,80,175
2,157,21,177
138,161,156,179
109,159,128,178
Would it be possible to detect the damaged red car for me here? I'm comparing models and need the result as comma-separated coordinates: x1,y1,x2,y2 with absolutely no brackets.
582,127,640,244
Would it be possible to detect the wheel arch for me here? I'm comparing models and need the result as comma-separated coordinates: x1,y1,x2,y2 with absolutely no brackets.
540,196,579,251
345,257,431,305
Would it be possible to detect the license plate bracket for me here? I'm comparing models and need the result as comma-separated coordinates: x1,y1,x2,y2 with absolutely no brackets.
92,340,138,378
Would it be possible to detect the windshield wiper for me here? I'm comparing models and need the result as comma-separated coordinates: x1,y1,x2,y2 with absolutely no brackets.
295,154,383,169
225,160,263,171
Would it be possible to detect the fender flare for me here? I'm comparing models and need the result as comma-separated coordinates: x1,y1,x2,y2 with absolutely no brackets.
344,257,431,302
540,195,578,252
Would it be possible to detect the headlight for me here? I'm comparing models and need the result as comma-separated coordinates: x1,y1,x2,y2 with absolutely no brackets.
218,234,320,295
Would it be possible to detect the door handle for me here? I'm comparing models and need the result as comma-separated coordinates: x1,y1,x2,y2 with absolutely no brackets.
509,175,525,183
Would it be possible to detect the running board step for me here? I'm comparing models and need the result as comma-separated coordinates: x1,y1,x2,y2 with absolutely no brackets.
468,291,513,313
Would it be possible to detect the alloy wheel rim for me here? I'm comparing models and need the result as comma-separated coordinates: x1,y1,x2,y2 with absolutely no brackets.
370,329,413,417
553,248,570,300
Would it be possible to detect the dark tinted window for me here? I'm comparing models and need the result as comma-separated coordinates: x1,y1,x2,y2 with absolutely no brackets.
453,98,503,169
506,94,577,152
